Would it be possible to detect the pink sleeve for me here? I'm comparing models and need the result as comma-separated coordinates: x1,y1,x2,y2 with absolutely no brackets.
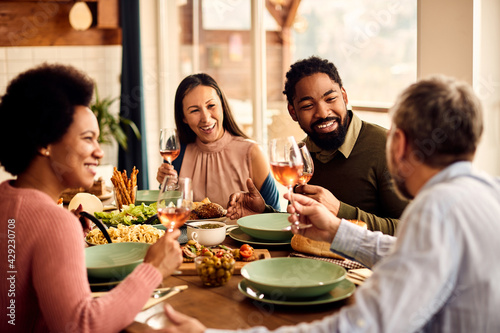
31,209,162,332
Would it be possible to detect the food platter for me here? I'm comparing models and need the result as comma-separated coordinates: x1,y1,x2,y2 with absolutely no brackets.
238,279,355,306
178,249,271,275
228,227,292,246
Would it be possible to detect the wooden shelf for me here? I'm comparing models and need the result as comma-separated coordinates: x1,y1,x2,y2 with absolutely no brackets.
0,0,121,47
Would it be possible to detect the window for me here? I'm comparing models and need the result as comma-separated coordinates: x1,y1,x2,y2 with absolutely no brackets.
292,0,417,107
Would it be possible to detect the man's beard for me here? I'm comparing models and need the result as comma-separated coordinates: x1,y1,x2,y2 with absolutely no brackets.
392,173,414,200
389,152,414,200
304,113,350,151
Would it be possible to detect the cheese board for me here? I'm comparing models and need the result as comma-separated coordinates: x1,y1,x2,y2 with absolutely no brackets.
178,249,271,275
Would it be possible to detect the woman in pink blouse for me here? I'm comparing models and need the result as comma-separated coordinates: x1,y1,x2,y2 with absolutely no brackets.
0,64,183,333
156,73,280,210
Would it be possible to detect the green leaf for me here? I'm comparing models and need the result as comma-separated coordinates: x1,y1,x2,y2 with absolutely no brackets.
90,84,141,151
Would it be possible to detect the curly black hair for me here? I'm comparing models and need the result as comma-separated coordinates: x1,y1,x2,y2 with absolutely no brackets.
0,63,94,176
283,56,343,105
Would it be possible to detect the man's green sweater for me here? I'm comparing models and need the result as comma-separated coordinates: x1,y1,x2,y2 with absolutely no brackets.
267,112,409,235
306,113,408,235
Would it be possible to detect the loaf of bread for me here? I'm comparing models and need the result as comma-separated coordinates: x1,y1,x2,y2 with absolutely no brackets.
291,235,345,260
194,202,226,219
291,219,367,260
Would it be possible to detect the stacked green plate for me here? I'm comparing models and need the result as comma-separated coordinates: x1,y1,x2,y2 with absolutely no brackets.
237,213,293,241
241,257,346,299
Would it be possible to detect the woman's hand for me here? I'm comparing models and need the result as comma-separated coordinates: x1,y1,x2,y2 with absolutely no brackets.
71,204,93,235
285,192,341,244
156,163,178,185
148,304,206,333
143,229,183,278
226,178,266,220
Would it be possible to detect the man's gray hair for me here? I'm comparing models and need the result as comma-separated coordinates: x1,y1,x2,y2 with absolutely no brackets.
389,75,483,167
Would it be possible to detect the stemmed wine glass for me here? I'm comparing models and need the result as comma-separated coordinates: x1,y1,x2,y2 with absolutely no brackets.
157,177,193,274
297,142,314,185
157,176,193,233
159,128,180,164
269,136,312,230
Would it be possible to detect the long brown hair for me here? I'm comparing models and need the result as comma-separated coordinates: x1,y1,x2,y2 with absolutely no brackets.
174,73,249,144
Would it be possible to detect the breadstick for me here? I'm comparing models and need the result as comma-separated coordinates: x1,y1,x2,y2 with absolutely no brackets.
110,176,123,209
113,167,132,206
131,167,138,203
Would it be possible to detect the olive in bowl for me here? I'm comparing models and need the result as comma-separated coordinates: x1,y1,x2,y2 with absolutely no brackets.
195,255,235,287
186,221,226,246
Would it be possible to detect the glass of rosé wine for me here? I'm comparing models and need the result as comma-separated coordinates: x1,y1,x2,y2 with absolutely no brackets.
269,136,312,230
159,128,180,164
297,142,314,185
157,176,193,233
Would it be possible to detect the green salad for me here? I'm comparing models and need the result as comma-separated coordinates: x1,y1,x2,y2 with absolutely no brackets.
94,202,158,225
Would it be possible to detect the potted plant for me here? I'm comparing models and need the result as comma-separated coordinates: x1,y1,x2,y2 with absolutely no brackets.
90,86,141,152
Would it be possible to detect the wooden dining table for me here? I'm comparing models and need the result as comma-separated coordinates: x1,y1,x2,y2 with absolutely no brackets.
123,224,356,332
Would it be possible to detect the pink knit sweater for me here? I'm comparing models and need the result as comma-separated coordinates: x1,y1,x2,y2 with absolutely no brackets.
0,181,162,332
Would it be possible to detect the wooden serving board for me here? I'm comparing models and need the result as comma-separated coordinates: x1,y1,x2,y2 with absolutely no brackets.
179,249,271,275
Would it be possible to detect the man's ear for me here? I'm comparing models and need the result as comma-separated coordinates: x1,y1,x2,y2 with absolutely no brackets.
392,128,408,163
341,87,348,105
287,103,298,122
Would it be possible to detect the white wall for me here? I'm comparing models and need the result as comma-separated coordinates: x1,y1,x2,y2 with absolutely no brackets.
473,0,500,176
418,0,500,176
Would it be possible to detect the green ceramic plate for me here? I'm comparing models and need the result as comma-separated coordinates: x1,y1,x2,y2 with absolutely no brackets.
88,276,123,291
135,190,159,205
241,257,346,299
228,227,291,246
85,242,150,280
238,278,355,306
237,213,293,241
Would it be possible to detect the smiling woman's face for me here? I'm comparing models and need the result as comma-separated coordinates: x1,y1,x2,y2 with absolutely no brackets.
47,106,103,189
182,85,225,144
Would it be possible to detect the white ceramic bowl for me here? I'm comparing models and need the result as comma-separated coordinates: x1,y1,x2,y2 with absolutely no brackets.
186,221,226,246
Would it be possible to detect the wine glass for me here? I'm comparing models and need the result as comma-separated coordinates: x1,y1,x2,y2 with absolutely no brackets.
157,177,193,233
269,136,312,230
159,128,180,164
297,142,314,185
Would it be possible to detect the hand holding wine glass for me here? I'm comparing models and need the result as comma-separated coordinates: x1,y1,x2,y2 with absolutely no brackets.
159,128,180,164
157,176,193,233
269,136,312,230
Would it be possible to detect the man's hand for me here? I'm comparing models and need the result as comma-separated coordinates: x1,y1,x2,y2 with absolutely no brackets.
226,178,266,220
143,229,183,278
156,163,178,185
149,304,206,333
295,184,341,215
285,192,341,244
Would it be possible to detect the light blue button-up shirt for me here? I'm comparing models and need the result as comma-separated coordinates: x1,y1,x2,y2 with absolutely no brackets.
208,162,500,333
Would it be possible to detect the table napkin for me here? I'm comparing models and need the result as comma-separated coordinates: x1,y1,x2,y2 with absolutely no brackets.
290,252,366,270
346,268,373,286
